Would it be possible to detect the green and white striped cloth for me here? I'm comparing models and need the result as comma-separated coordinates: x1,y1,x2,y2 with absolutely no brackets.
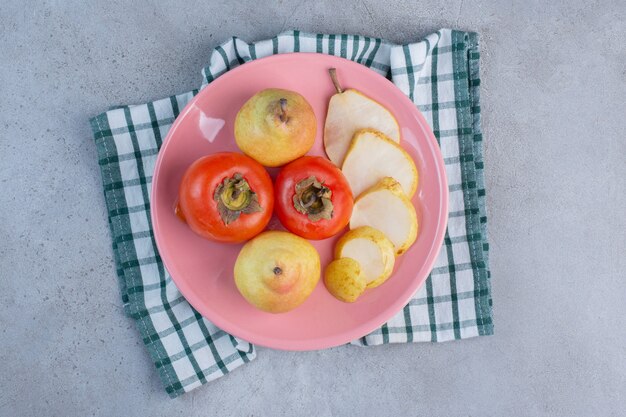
91,29,492,398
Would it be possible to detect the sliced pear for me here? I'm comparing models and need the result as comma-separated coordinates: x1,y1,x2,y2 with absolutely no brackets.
324,68,400,166
324,258,367,303
335,226,395,289
342,129,418,198
350,177,418,255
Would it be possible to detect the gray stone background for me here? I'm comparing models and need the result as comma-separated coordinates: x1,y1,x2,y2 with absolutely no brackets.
1,1,625,416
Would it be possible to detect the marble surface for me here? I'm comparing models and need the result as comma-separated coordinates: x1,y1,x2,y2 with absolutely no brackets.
1,1,625,416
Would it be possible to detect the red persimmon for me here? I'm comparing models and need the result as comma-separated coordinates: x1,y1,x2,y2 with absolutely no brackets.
178,152,274,243
274,156,353,240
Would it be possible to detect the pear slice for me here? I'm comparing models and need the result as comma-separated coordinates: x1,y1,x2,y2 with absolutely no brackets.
324,68,400,166
350,177,418,255
342,129,418,198
335,226,396,289
324,258,367,303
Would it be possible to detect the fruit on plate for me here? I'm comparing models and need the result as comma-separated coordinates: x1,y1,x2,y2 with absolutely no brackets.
234,88,317,167
324,258,366,303
335,226,396,289
274,156,353,240
178,152,273,243
342,129,418,198
350,177,418,255
234,231,321,313
324,68,400,166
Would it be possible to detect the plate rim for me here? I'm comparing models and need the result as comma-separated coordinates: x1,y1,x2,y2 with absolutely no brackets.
151,52,449,351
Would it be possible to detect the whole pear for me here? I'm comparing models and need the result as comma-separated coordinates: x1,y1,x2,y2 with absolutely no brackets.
235,88,317,167
234,231,320,313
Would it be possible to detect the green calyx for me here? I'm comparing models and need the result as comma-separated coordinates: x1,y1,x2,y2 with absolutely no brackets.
214,173,262,225
293,176,334,222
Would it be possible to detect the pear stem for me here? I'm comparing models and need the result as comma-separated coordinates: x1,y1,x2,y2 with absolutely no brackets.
329,68,343,94
279,98,288,122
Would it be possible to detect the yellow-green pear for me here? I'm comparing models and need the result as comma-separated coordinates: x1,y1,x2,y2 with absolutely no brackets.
234,231,320,313
324,258,366,303
235,89,316,167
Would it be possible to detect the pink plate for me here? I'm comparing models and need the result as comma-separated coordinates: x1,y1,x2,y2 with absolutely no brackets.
151,53,448,351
